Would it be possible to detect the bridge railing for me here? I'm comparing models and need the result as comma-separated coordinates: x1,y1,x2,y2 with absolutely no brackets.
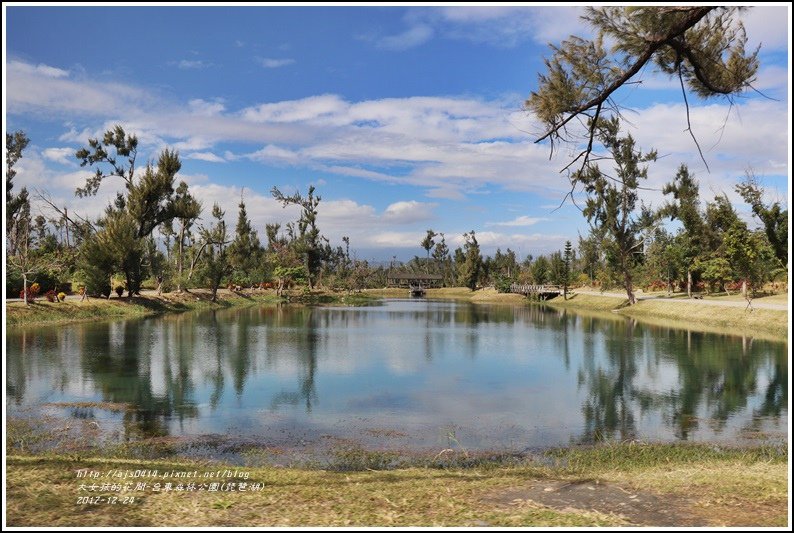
509,283,563,295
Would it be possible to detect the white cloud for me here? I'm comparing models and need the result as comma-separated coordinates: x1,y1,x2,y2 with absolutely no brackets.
437,6,588,47
257,57,296,68
247,144,300,164
382,201,438,224
377,24,434,50
7,59,787,223
188,98,226,116
487,215,546,227
176,59,211,70
42,147,76,166
184,152,226,163
739,5,790,51
241,94,348,123
7,60,69,78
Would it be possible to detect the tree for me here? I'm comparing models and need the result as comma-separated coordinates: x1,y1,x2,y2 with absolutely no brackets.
420,229,437,271
531,255,550,285
662,164,706,297
562,240,574,299
724,221,775,298
228,196,264,287
171,181,202,292
6,131,31,256
457,231,482,290
197,204,231,302
432,232,452,285
575,118,657,305
735,172,787,267
699,256,732,295
527,7,759,175
578,231,601,285
78,232,115,298
75,126,186,295
271,185,324,289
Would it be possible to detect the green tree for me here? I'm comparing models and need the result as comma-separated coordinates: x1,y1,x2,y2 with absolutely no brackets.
562,240,575,299
735,172,787,267
197,204,231,302
575,118,657,304
531,255,550,285
662,164,706,297
75,126,185,295
527,7,759,171
724,221,775,298
78,233,115,298
171,181,202,292
420,229,437,271
271,186,325,289
699,256,732,295
6,131,31,257
549,251,566,286
457,231,482,290
432,232,452,286
578,231,601,285
228,196,264,287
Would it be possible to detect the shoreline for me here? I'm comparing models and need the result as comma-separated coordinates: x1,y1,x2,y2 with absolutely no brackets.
6,442,787,526
4,288,380,329
543,291,788,341
6,286,788,341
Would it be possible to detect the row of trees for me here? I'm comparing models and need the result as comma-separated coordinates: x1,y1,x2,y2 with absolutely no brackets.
6,122,786,305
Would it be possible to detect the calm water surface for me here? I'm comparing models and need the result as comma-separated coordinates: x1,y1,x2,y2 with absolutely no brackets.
6,300,787,451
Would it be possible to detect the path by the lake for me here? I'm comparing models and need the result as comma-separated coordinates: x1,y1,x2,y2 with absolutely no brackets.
573,289,789,311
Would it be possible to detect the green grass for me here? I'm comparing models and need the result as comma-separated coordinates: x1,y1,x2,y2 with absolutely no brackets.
618,300,788,340
546,293,788,341
5,443,787,527
5,289,380,329
546,293,629,312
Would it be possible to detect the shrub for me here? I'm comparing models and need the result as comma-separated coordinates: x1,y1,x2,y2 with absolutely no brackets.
493,274,515,293
115,285,125,297
57,292,67,302
45,290,57,302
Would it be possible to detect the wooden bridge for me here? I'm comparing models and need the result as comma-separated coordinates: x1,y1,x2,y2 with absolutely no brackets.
509,283,563,300
387,273,443,298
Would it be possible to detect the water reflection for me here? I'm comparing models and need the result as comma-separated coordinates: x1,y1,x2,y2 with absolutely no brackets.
5,300,787,448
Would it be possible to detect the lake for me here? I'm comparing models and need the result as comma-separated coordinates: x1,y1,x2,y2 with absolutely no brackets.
6,299,787,454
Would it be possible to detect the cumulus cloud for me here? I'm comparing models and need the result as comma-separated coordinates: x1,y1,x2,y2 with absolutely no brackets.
188,98,226,116
184,152,226,163
257,57,296,68
382,201,438,224
42,147,76,166
6,57,787,257
487,215,546,227
377,24,434,50
7,60,69,78
176,59,212,70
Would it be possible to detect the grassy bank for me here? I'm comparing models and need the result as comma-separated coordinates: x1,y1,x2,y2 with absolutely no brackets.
362,286,527,304
6,443,787,527
6,289,283,329
546,293,788,341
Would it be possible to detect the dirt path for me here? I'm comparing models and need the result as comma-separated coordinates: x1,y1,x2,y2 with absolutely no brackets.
575,290,788,311
481,479,781,527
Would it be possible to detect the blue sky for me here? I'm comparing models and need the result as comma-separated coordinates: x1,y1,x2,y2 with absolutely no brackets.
4,5,790,261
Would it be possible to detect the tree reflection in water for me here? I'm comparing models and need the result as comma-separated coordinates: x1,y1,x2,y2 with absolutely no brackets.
5,301,787,445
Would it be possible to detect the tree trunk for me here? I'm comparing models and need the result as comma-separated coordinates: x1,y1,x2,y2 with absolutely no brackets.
177,223,185,292
624,271,636,305
687,268,692,298
741,279,747,298
22,274,28,306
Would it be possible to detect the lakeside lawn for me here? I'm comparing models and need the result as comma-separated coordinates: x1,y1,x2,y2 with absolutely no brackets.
6,443,787,527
